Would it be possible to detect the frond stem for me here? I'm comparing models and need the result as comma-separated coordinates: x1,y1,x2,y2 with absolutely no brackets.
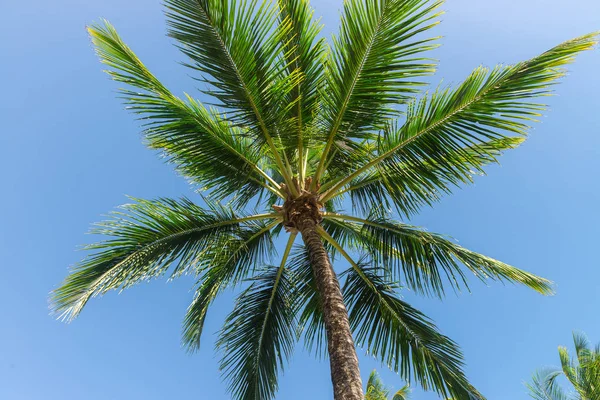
316,226,369,284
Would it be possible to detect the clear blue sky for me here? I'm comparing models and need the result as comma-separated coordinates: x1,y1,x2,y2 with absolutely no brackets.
1,1,599,399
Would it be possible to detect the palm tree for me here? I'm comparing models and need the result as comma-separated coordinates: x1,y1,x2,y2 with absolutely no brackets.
365,370,410,400
50,0,597,399
528,333,600,400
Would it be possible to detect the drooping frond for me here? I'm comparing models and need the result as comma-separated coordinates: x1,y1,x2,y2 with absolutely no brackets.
323,213,553,297
217,234,298,400
288,244,327,358
88,22,283,205
559,346,579,390
321,213,363,251
324,240,483,400
573,332,592,365
313,0,442,184
181,220,278,351
165,0,299,190
50,197,278,321
322,33,599,202
526,369,569,400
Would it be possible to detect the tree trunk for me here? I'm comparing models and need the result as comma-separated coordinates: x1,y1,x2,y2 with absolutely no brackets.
298,217,363,400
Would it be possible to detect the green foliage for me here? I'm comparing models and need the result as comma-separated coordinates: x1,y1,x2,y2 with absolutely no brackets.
344,267,482,399
217,236,298,400
343,137,525,217
289,245,328,358
52,1,597,399
365,370,410,400
315,0,442,183
321,33,599,204
322,212,553,297
181,219,278,351
89,23,282,206
165,0,294,154
51,197,278,321
528,333,600,400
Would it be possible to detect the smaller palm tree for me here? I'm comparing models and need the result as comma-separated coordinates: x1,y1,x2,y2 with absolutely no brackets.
365,370,410,400
528,332,600,400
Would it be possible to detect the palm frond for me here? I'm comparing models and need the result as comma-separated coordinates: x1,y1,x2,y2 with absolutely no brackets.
313,0,442,184
366,370,391,400
165,0,298,190
287,244,327,358
318,230,483,400
321,213,363,252
181,220,279,351
88,22,283,204
50,197,278,321
365,370,411,400
572,332,600,398
336,136,525,217
573,332,591,363
323,213,553,297
217,234,297,400
528,332,600,400
558,340,600,398
526,369,569,400
392,385,411,400
343,267,483,399
322,33,598,201
277,0,326,179
558,346,579,389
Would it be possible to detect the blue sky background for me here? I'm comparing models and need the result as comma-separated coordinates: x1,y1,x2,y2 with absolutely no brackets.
1,1,599,399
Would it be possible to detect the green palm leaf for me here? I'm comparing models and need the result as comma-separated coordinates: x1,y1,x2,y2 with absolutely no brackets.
217,235,298,400
341,136,525,217
528,332,600,400
322,33,598,202
392,385,410,400
318,228,482,398
88,22,283,204
182,219,278,351
314,0,442,184
365,370,410,400
278,0,326,177
323,212,553,297
50,197,277,321
527,369,569,400
165,0,298,190
366,370,391,400
341,263,483,399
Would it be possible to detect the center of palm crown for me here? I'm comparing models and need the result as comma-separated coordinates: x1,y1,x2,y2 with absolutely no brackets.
272,176,324,233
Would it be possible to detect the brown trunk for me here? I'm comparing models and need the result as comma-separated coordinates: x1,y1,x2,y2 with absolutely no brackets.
297,216,364,400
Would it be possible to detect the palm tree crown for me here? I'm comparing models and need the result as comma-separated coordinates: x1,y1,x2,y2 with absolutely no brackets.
528,333,600,400
51,0,597,399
